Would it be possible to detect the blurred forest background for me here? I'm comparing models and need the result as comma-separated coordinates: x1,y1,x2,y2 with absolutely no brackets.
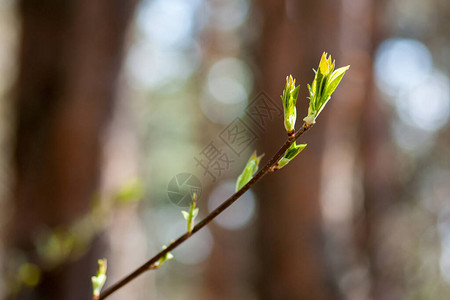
0,0,450,299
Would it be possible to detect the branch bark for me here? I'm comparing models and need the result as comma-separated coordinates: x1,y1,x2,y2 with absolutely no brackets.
99,123,312,300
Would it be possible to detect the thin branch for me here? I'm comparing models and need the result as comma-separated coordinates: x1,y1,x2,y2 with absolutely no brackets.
98,123,312,300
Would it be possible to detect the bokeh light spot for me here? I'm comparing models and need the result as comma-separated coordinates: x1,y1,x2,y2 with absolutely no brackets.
208,181,256,230
201,57,253,124
138,0,201,49
211,0,249,31
396,71,450,132
375,38,433,97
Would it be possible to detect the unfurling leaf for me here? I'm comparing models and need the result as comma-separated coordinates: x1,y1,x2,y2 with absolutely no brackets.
303,52,349,126
236,151,264,191
272,142,307,171
281,75,300,135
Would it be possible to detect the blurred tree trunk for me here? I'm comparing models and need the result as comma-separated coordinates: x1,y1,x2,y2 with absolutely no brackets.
357,76,402,300
7,0,138,299
356,1,404,298
252,0,342,299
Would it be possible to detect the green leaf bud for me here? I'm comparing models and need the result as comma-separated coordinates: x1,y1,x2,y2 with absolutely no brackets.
181,193,199,233
92,259,107,298
154,246,174,268
281,75,300,135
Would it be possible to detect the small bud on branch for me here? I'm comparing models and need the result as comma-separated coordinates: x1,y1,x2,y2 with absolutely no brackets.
92,259,107,300
181,193,199,234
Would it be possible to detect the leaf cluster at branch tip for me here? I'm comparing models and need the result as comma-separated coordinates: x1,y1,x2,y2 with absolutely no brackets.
303,52,350,126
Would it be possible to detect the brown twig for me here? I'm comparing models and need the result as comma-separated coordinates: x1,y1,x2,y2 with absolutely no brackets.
98,123,312,300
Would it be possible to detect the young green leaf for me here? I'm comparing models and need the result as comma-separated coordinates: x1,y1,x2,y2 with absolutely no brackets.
281,75,300,135
324,65,350,98
271,142,307,171
181,193,199,233
91,259,107,299
303,52,349,126
236,151,264,191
